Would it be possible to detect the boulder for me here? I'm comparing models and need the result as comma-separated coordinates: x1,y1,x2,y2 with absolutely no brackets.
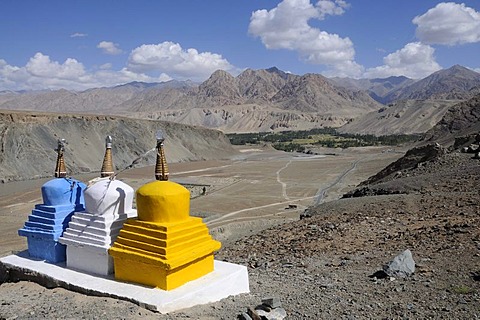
383,249,415,278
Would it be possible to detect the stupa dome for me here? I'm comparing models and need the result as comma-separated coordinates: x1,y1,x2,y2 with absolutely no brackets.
41,178,85,208
136,180,190,223
84,178,134,217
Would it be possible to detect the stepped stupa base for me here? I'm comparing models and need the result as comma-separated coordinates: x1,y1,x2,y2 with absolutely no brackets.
59,212,131,276
109,216,221,290
22,235,66,263
0,253,250,314
113,254,214,290
65,243,113,276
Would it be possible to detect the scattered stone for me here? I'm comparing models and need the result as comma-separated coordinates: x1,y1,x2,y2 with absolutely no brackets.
256,307,287,320
238,312,253,320
240,298,287,320
262,297,282,309
300,209,312,220
247,307,261,320
383,249,415,278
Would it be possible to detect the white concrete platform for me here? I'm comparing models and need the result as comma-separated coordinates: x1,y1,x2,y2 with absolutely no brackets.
0,253,250,313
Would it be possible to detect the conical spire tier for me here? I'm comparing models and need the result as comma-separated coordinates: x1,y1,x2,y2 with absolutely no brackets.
155,130,169,181
54,139,67,178
100,135,114,178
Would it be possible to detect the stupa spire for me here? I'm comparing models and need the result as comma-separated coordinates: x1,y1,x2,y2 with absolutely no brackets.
54,139,67,178
100,136,114,178
155,130,169,181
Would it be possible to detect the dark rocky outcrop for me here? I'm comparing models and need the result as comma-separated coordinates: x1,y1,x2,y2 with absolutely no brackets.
422,94,480,147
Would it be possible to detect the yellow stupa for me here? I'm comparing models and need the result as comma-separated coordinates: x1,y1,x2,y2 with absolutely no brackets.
109,130,221,290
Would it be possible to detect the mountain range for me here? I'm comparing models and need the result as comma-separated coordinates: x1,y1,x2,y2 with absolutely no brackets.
1,65,479,135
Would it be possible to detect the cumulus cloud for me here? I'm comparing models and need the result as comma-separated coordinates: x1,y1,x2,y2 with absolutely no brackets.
97,41,123,55
413,2,480,45
127,41,236,81
0,53,169,91
70,32,87,38
317,0,349,19
248,0,358,74
25,53,86,80
364,42,441,79
324,60,364,78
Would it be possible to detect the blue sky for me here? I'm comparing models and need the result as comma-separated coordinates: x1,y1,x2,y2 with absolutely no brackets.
1,0,479,91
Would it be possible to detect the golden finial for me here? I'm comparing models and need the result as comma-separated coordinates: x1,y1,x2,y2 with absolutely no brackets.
101,135,115,177
54,139,67,178
155,130,169,181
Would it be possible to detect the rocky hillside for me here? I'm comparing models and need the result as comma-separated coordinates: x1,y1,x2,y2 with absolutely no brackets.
384,65,480,103
343,93,480,197
421,94,480,147
330,75,415,104
0,110,236,183
338,99,460,136
332,65,480,105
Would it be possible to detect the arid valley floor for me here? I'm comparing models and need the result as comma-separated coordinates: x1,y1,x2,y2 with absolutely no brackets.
0,145,401,257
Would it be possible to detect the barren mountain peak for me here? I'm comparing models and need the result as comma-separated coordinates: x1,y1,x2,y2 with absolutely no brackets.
210,69,234,79
383,64,480,103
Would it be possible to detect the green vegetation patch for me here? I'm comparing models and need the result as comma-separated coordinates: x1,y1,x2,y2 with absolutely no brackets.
452,285,475,294
227,128,419,152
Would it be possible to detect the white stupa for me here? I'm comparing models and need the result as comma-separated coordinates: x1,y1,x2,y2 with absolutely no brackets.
59,136,136,275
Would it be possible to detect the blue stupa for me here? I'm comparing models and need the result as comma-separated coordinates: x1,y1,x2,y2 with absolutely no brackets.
18,139,86,263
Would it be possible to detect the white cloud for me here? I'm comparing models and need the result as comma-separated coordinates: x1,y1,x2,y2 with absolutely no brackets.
324,60,364,78
25,53,86,80
248,0,358,73
364,42,442,79
413,2,480,45
99,63,112,70
70,32,87,38
97,41,123,55
0,53,170,91
127,41,236,81
317,0,349,19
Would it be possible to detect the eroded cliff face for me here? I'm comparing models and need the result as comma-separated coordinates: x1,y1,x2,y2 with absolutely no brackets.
0,111,236,182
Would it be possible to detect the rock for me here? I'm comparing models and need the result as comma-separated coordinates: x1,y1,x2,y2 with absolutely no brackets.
256,307,287,320
262,297,282,309
300,209,312,219
383,249,415,278
247,307,261,320
238,312,253,320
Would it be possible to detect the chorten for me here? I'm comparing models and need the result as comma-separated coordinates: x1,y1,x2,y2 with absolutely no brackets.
109,130,221,290
59,136,136,275
18,139,86,263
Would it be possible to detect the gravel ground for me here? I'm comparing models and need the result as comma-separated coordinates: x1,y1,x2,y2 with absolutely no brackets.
1,151,480,319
